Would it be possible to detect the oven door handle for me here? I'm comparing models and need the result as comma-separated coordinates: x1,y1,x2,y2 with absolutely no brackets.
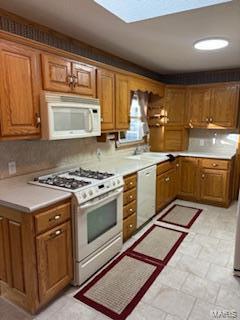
79,187,123,210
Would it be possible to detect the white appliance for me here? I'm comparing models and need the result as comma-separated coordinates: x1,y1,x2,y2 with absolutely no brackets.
137,165,156,228
234,190,240,276
30,168,124,285
40,91,101,140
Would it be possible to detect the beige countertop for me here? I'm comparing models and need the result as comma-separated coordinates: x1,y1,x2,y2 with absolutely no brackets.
0,151,235,213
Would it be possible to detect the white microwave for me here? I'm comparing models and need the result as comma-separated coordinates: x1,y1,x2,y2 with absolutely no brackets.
40,91,101,140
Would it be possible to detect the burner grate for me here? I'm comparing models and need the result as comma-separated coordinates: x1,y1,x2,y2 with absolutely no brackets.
69,168,114,180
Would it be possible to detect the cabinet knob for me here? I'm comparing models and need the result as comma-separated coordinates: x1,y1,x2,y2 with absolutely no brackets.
101,117,104,122
209,117,213,123
201,174,205,179
49,229,62,238
49,214,61,222
212,163,218,167
165,177,170,182
129,195,133,199
176,163,180,167
206,118,209,123
129,224,133,228
129,208,133,212
35,113,41,128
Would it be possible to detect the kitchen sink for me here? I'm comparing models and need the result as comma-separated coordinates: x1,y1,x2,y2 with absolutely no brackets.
126,152,169,161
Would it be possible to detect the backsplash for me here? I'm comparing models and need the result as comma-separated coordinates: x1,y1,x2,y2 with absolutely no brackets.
188,129,239,154
0,138,135,180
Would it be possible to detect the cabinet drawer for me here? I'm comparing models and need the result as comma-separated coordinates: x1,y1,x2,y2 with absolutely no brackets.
123,200,136,220
200,159,229,170
123,188,136,206
124,174,137,192
123,213,137,242
157,160,177,175
35,202,71,235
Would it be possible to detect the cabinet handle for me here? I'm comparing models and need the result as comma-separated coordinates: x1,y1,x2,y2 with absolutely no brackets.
130,182,133,185
49,214,61,222
101,117,104,122
0,217,3,221
129,224,133,228
165,177,170,182
206,118,209,123
209,117,213,123
212,163,218,167
49,229,62,239
129,195,133,199
72,75,78,88
176,164,180,167
201,174,205,179
35,113,41,128
129,208,133,212
67,75,73,86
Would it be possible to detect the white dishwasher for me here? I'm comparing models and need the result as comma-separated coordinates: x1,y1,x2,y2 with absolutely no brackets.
137,165,156,228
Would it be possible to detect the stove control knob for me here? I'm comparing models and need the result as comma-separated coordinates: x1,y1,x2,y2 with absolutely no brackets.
113,181,116,186
83,193,87,199
117,179,120,184
89,190,93,196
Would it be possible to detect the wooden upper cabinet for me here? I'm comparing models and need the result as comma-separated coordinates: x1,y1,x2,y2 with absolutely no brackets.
210,84,239,128
187,87,211,127
97,68,115,131
179,157,198,198
41,54,72,93
200,169,228,204
72,62,96,96
115,73,130,130
0,40,41,138
41,54,96,96
164,86,186,125
36,221,73,304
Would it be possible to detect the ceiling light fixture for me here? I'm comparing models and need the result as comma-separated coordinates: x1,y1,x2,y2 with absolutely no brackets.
194,38,229,50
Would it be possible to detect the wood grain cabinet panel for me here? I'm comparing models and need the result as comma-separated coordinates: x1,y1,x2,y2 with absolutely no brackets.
97,68,115,131
72,62,96,96
179,157,198,199
115,73,130,130
164,86,186,125
210,84,239,128
0,40,41,138
41,54,72,92
187,87,211,127
0,217,7,283
36,221,73,304
200,169,228,204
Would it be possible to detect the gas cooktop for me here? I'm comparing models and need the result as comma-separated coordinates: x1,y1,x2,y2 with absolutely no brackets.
30,167,123,204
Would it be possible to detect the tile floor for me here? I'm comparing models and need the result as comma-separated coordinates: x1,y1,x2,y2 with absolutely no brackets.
1,199,240,320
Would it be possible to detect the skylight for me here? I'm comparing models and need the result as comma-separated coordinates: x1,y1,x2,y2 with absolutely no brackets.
94,0,232,23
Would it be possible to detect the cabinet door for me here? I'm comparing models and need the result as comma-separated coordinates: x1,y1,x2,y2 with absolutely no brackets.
97,68,115,131
36,221,73,303
188,87,211,127
72,62,96,96
0,217,7,283
156,172,170,211
168,169,177,200
164,87,186,125
0,40,41,137
210,84,239,128
41,54,72,92
179,158,198,198
200,169,228,204
123,213,137,242
115,74,130,130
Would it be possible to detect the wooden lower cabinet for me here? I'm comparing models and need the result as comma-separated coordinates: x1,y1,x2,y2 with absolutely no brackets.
199,169,228,204
156,160,179,212
179,157,232,207
123,173,137,242
36,221,73,304
179,157,198,199
0,200,73,314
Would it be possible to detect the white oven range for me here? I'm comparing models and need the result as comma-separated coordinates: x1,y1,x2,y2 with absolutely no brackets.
30,167,124,285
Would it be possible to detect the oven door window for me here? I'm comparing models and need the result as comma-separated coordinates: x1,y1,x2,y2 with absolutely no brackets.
87,199,117,243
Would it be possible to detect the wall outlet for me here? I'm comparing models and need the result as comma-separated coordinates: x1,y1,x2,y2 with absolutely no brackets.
200,139,205,146
8,161,16,175
96,148,102,160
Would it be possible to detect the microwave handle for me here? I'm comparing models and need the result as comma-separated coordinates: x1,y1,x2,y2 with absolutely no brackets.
88,109,94,132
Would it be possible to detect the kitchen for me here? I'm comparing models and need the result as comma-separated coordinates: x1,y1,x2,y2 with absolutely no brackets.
0,1,240,320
